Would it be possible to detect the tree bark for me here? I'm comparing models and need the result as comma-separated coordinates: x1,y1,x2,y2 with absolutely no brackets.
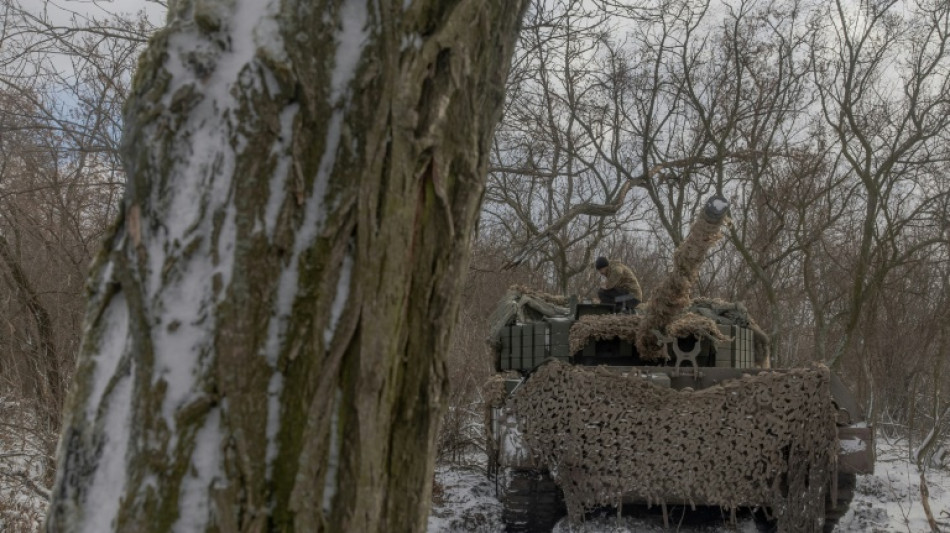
47,0,527,531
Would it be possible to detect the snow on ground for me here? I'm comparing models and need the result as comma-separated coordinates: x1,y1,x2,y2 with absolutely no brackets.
429,438,950,532
0,399,50,533
3,410,948,533
429,466,506,533
838,439,950,533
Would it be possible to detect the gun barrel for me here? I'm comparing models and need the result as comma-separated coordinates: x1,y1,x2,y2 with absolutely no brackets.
636,195,730,361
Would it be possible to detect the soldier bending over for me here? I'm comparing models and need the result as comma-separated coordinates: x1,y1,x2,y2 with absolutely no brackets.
594,256,642,308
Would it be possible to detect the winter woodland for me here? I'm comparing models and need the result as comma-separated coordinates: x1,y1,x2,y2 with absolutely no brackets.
1,0,949,531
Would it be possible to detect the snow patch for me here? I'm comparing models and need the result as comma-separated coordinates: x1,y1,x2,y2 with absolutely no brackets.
253,9,288,62
497,410,532,467
308,110,345,235
265,371,284,480
153,263,212,422
840,436,868,454
324,250,353,346
85,294,130,420
264,103,300,238
401,33,422,51
428,466,503,533
80,368,134,533
173,407,223,533
215,200,238,292
330,1,369,102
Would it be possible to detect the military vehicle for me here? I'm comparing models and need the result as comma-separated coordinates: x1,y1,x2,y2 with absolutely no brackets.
485,196,873,533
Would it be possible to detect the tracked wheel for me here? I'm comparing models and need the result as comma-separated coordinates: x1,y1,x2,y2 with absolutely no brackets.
822,472,856,532
501,468,566,532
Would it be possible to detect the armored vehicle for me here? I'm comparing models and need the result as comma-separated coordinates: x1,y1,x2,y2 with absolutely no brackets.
485,197,873,533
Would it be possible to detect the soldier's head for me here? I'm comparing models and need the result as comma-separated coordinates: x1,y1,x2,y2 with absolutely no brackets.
594,256,609,275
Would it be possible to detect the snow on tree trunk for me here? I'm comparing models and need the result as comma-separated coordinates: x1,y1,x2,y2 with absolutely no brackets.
47,0,528,531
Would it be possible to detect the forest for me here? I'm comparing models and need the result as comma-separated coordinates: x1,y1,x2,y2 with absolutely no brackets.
0,0,948,531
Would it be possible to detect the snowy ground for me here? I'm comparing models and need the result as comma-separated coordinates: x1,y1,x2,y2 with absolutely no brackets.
0,399,50,533
3,415,948,532
428,439,950,532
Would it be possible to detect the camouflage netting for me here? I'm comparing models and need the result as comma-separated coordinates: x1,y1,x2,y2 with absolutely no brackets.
483,373,511,410
488,285,570,346
638,211,727,360
568,312,730,356
482,373,512,472
693,297,771,366
569,314,643,354
664,312,730,346
509,361,837,532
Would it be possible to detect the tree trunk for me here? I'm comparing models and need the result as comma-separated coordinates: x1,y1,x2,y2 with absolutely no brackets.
47,0,527,531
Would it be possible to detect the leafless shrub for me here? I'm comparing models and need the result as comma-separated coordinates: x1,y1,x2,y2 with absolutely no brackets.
436,243,543,466
0,397,51,532
0,6,156,522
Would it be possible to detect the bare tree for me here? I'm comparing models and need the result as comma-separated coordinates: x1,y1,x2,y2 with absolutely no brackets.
487,0,831,301
484,0,635,293
808,0,950,370
0,0,152,454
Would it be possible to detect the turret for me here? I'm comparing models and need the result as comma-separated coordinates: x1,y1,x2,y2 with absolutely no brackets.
635,195,731,361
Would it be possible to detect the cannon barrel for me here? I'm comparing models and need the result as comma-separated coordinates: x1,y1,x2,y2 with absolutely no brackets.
636,195,730,361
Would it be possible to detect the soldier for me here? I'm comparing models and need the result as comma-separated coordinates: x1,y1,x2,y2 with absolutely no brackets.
594,256,643,308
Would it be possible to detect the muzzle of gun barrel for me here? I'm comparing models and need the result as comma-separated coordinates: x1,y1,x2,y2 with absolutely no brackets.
703,195,730,224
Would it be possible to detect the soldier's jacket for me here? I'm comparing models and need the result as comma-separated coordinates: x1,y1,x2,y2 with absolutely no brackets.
604,260,643,300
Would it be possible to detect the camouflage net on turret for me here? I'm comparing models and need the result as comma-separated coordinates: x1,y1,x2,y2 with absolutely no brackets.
568,312,729,355
569,314,643,354
665,312,730,345
488,285,570,347
693,297,771,366
509,361,837,532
